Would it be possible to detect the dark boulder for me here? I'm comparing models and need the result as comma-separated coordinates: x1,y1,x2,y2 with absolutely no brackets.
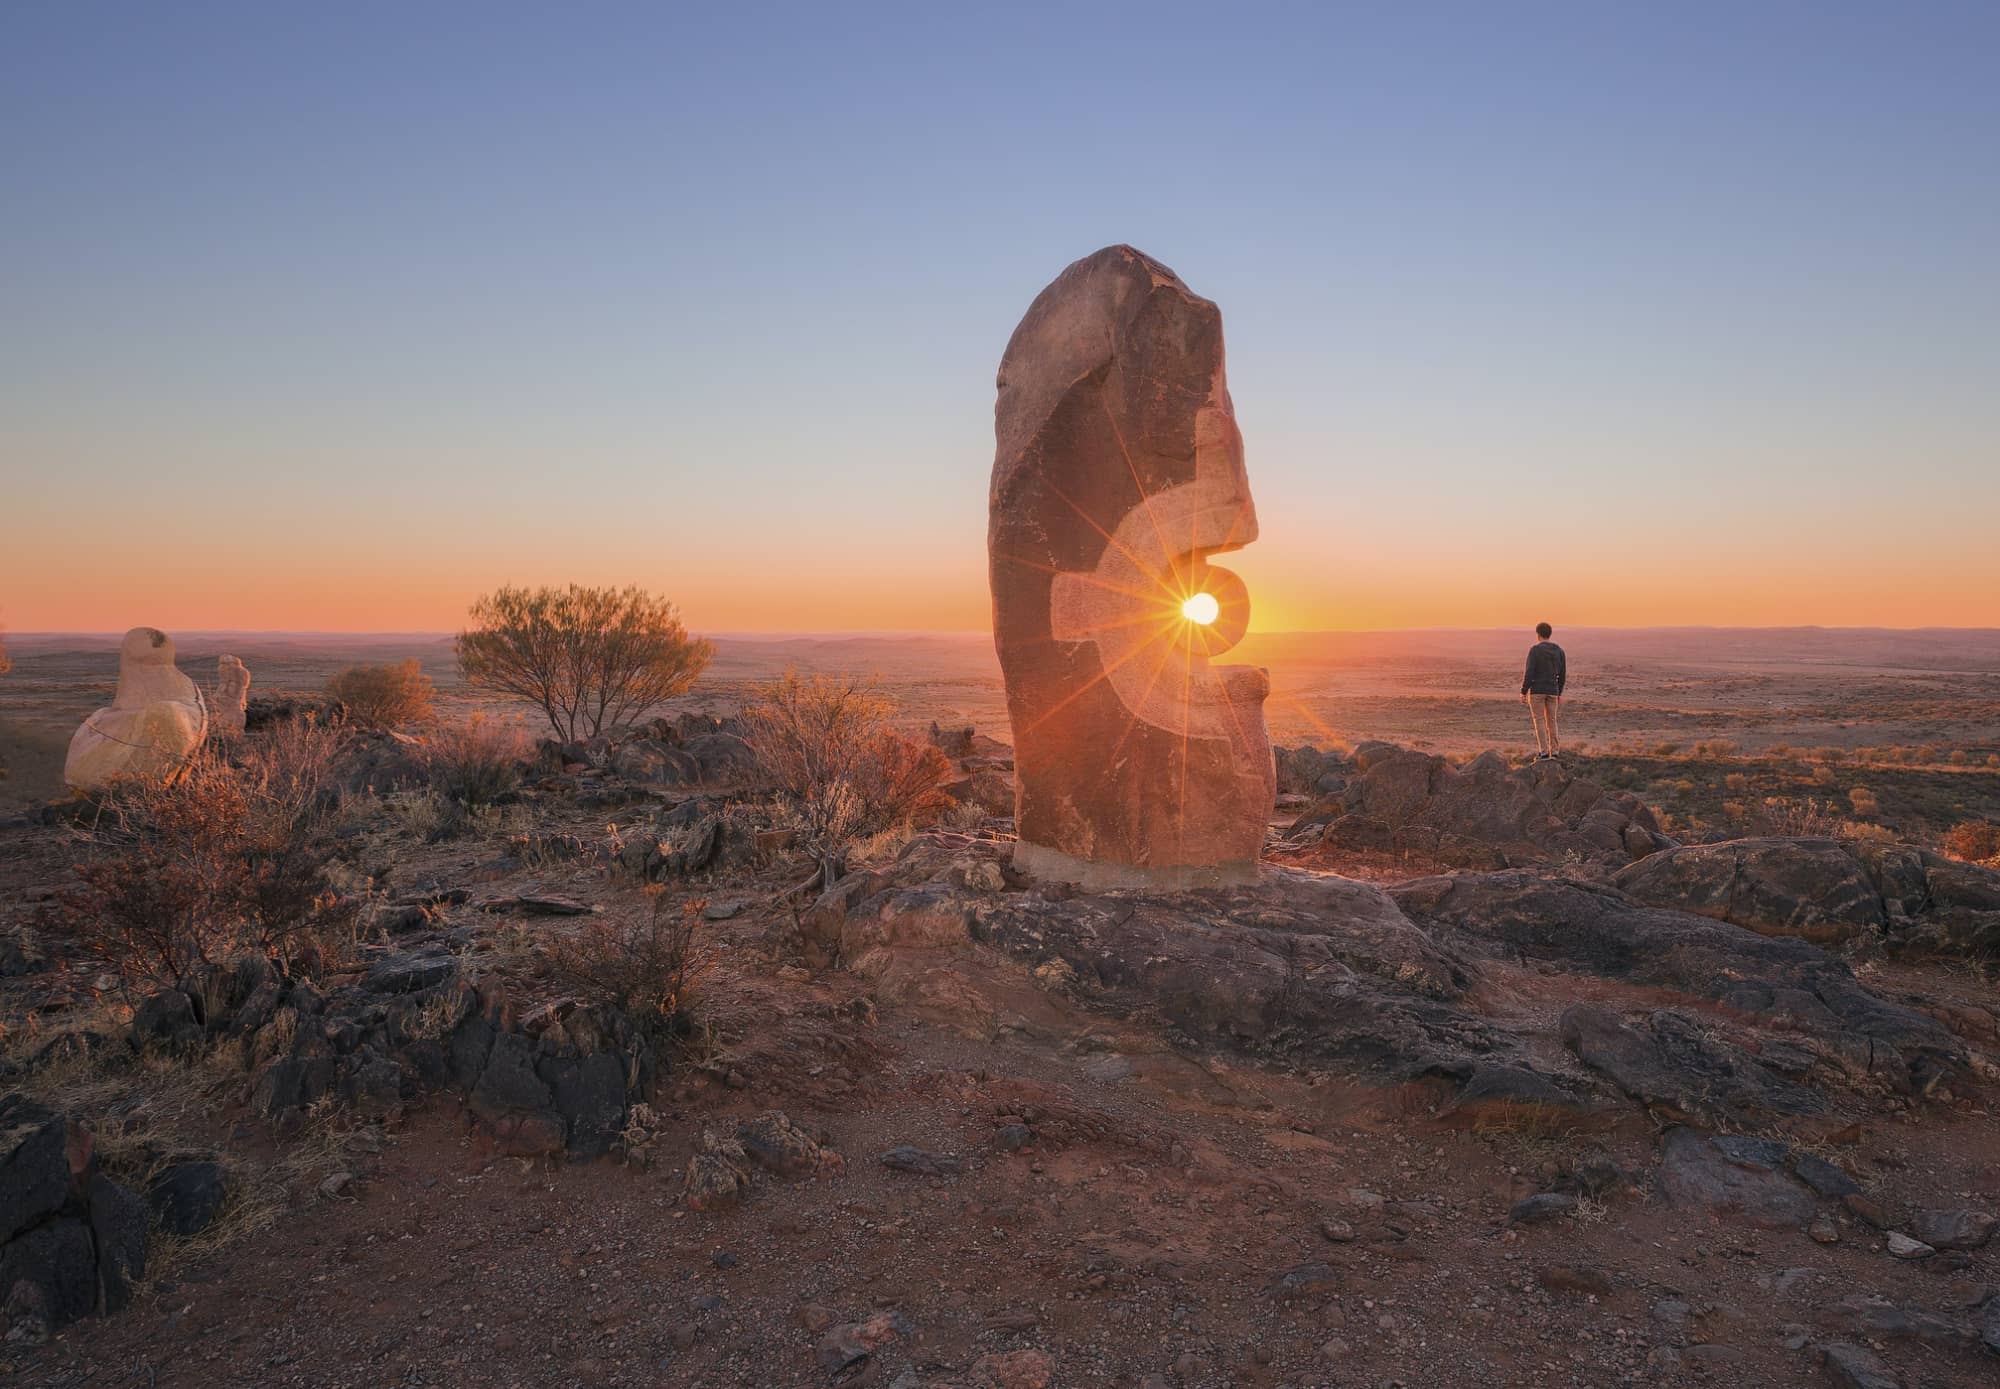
87,1174,148,1313
1612,839,1885,943
0,1216,96,1336
536,1051,627,1158
148,1160,228,1237
0,1097,71,1244
1655,1127,1816,1230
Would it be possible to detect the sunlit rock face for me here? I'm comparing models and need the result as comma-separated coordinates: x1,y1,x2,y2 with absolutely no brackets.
990,245,1274,889
63,628,209,791
213,655,251,739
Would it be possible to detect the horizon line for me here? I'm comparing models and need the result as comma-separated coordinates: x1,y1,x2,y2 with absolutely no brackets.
11,623,2000,641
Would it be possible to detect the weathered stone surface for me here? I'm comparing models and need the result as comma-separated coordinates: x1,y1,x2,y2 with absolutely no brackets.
1906,1207,1996,1251
1655,1128,1816,1229
63,627,210,790
212,654,250,738
148,1160,228,1237
737,1111,837,1178
0,1096,71,1244
1819,1340,1901,1389
1559,1004,1825,1125
990,245,1273,890
87,1174,148,1313
1613,839,1885,942
1289,745,1668,868
0,1216,97,1336
1389,872,1960,1093
610,738,700,786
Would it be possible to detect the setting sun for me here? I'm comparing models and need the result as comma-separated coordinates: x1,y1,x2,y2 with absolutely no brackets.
1181,592,1220,626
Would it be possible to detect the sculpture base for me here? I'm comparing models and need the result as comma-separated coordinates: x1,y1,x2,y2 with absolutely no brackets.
1011,840,1260,892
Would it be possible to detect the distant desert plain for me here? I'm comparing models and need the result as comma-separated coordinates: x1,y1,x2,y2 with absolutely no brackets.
8,625,1999,842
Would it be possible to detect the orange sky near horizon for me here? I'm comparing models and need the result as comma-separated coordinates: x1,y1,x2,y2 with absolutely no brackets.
7,515,1998,634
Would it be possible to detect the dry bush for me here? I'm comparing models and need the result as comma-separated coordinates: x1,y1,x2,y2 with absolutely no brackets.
1942,821,2000,865
1759,796,1841,838
1692,739,1737,759
545,888,710,1041
741,670,953,879
457,584,713,741
1847,786,1882,819
54,731,359,990
325,658,436,729
417,714,530,840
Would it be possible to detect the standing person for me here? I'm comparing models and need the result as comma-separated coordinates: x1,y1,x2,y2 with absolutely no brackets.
1521,622,1566,762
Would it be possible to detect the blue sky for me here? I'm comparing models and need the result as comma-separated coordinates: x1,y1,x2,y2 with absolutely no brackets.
4,1,1997,631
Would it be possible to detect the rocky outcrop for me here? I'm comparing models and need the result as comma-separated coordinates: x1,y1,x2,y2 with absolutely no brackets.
1280,743,1672,869
1390,872,1961,1098
802,832,1966,1130
0,1096,152,1342
990,245,1274,890
1614,837,2000,957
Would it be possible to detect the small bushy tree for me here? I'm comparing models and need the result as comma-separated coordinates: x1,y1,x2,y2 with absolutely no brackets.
456,585,713,741
1942,821,2000,865
742,670,952,883
326,658,436,729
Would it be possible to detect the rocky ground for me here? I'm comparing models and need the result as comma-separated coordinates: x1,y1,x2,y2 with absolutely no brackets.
2,721,1997,1388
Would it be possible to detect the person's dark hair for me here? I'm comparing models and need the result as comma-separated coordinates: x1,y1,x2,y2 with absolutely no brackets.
1535,622,1553,640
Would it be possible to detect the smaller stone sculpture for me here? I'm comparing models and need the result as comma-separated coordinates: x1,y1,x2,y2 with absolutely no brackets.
63,628,209,791
213,655,251,738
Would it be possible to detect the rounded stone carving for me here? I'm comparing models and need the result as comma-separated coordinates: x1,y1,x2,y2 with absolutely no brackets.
63,627,209,791
990,246,1275,888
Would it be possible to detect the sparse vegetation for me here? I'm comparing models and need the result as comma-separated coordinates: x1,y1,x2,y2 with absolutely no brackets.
325,658,436,728
1942,820,2000,865
545,887,711,1042
417,713,530,840
456,584,714,741
741,670,953,881
53,729,359,989
1757,796,1841,838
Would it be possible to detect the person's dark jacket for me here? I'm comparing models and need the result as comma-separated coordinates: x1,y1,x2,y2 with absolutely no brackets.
1522,641,1566,696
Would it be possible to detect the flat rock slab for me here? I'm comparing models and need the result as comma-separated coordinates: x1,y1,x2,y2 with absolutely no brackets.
1655,1127,1817,1230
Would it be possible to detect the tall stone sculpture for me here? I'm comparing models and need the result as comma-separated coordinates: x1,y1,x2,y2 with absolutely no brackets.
63,628,209,791
213,654,251,738
990,245,1274,889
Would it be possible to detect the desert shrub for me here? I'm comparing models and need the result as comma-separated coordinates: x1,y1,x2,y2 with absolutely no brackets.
1838,820,1897,845
457,584,713,741
742,670,953,880
1724,773,1749,793
1988,754,2000,770
1847,786,1881,819
1692,739,1736,759
1759,796,1841,838
0,627,10,677
418,714,530,840
1942,821,2000,865
1651,742,1680,757
325,658,436,729
55,735,358,990
546,888,709,1041
1810,765,1839,787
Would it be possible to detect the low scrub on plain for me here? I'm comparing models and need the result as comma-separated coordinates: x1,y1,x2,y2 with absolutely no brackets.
1942,820,2000,865
325,658,436,729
